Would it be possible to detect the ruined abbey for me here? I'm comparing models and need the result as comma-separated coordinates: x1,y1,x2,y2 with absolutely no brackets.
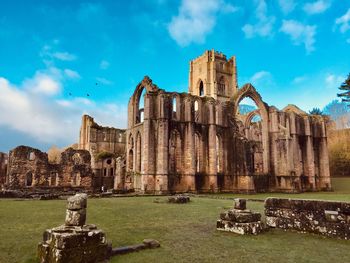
1,50,332,193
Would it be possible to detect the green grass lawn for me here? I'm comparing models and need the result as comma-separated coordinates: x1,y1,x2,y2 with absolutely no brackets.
0,178,350,263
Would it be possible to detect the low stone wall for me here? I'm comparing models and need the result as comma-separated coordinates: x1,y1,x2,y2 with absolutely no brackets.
265,197,350,239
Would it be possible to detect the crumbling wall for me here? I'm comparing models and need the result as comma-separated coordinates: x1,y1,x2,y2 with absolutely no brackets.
6,146,93,190
0,152,8,188
79,115,126,190
265,197,350,239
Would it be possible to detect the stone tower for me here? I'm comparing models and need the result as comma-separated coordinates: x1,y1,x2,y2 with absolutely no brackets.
188,49,238,101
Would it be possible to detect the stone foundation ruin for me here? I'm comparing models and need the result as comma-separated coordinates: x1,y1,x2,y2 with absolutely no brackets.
6,146,94,190
265,197,350,239
38,194,111,263
217,198,264,235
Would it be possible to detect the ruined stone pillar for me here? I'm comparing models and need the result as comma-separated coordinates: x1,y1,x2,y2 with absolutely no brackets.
142,93,156,193
207,101,218,192
155,119,169,193
269,108,279,177
304,117,315,189
319,122,331,189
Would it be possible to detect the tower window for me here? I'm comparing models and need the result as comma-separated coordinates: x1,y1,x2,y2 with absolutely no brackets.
199,81,204,96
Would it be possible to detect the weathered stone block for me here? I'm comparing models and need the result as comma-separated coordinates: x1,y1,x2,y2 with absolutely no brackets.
217,220,264,235
234,198,246,210
65,209,86,226
67,193,87,210
168,195,190,203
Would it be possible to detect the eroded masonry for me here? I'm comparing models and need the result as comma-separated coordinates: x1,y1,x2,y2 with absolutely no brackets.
4,50,332,193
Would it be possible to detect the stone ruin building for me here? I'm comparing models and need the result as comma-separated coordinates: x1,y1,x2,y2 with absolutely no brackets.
79,115,126,190
0,152,8,188
3,50,332,194
120,50,331,193
5,146,94,190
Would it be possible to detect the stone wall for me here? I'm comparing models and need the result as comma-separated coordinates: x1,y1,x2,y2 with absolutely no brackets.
0,152,8,188
6,146,93,190
265,197,350,239
79,115,126,190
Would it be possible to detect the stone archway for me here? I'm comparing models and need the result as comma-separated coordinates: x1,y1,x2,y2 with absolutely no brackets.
232,84,270,174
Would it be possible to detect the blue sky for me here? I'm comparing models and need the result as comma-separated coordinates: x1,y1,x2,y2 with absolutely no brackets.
0,0,349,152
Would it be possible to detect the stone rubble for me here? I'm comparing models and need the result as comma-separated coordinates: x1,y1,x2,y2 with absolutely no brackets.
217,198,265,235
168,195,191,203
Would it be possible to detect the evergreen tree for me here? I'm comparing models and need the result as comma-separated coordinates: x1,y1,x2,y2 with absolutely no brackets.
309,107,323,115
337,73,350,103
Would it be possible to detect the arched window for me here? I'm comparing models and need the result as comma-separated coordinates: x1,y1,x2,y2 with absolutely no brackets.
218,76,225,95
172,97,177,113
28,152,35,161
137,88,146,123
128,150,134,170
216,135,222,172
194,101,199,112
26,172,33,186
136,133,142,172
194,133,201,173
199,81,204,96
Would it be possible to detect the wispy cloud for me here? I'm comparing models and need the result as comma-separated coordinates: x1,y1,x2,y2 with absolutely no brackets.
96,77,113,85
278,0,296,15
280,19,317,53
325,73,344,89
292,76,307,84
250,70,271,83
168,0,238,46
242,0,275,39
303,1,331,15
52,52,77,61
100,60,110,70
64,69,81,79
335,8,350,33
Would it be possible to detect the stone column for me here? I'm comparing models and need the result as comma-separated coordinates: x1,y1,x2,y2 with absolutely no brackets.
156,119,169,193
207,101,218,192
304,117,315,189
319,122,331,189
183,97,196,192
142,93,156,193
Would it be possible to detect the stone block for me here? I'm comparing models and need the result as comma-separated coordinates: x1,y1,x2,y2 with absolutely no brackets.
143,239,160,248
234,198,246,210
65,208,86,226
216,220,264,235
67,193,88,210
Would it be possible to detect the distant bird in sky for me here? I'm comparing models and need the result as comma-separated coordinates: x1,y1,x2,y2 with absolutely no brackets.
87,94,90,97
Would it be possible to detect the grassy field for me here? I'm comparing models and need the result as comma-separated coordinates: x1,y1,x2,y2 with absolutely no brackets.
0,178,350,263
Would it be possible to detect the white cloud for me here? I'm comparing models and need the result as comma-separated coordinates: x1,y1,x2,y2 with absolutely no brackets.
64,69,81,79
0,74,127,147
168,0,237,46
292,76,307,84
250,70,271,83
335,8,350,33
280,20,317,53
52,52,77,61
278,0,296,15
325,74,344,89
96,77,113,85
303,1,331,15
100,60,110,70
242,0,275,38
23,71,61,96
